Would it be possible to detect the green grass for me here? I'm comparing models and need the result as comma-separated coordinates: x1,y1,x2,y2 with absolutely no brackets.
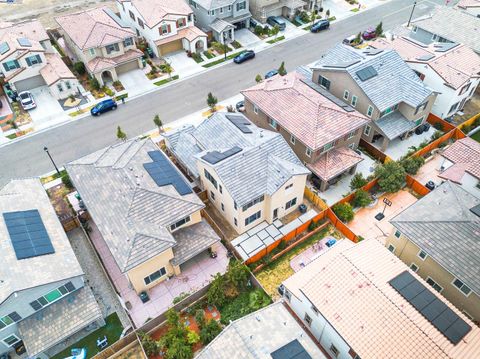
471,131,480,143
154,75,179,86
328,16,337,21
40,169,68,184
50,313,124,359
350,8,359,12
203,50,215,59
266,36,285,44
6,134,16,140
192,53,204,63
202,51,243,68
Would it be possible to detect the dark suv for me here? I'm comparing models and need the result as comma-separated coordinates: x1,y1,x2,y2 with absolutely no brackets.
267,16,286,31
91,99,117,116
311,19,330,33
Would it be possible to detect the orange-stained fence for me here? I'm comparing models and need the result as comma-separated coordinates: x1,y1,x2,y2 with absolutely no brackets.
405,174,431,197
458,112,480,133
304,186,329,210
333,178,379,207
412,127,465,158
359,138,388,163
426,113,456,132
326,208,359,243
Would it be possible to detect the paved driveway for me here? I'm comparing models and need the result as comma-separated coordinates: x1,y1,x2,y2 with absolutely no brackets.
235,29,260,47
118,69,156,98
28,86,68,130
164,50,204,78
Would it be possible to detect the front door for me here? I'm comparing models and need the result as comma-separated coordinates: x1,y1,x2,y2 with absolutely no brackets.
273,208,278,220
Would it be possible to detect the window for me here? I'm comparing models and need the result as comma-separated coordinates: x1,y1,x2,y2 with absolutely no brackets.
106,43,120,54
410,263,419,272
210,191,215,201
305,147,312,157
364,124,371,136
462,311,474,321
234,202,237,210
228,5,232,10
2,335,20,347
160,23,171,35
415,101,428,115
268,117,277,129
219,184,222,193
394,230,401,238
418,250,427,260
380,104,398,117
170,216,190,231
432,34,438,41
285,183,293,191
351,95,358,107
343,90,349,100
0,312,22,329
89,48,96,56
426,277,443,293
221,203,225,211
65,81,71,90
208,9,215,16
242,195,264,212
204,169,218,189
189,0,197,8
387,244,395,253
322,142,334,153
138,18,145,29
29,282,75,312
415,116,424,126
129,10,135,20
57,83,63,92
285,197,297,209
236,1,246,11
290,135,295,145
304,313,312,326
253,104,258,114
123,37,134,47
452,279,472,296
234,218,238,226
144,267,167,285
3,59,20,72
367,105,374,117
285,290,291,301
245,211,261,226
348,143,355,150
449,102,459,114
330,344,340,357
176,18,186,28
25,54,42,66
345,130,356,141
311,305,319,315
220,7,223,13
414,70,425,80
318,75,330,90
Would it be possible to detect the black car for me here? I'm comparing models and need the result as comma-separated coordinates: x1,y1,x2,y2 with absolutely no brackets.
236,100,245,112
311,19,330,32
233,50,255,64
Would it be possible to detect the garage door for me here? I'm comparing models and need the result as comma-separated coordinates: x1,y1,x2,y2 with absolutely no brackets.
13,75,46,92
267,8,283,17
116,60,140,75
158,39,183,56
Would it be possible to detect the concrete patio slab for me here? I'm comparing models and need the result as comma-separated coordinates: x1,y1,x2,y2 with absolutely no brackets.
0,95,12,118
380,127,436,160
118,69,156,97
290,236,340,272
235,29,260,47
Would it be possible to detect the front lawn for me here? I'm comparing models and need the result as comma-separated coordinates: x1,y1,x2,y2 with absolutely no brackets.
154,75,179,86
266,36,285,44
471,131,480,143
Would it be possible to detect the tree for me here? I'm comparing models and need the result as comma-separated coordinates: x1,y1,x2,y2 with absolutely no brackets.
332,203,354,222
326,9,330,18
278,61,287,76
255,74,263,83
166,308,181,329
73,62,86,75
375,21,383,37
350,172,367,191
207,273,226,307
206,92,218,112
271,24,280,39
163,62,173,79
195,309,206,329
165,337,192,359
254,25,263,36
354,31,362,44
61,174,74,190
153,114,163,133
200,320,222,345
401,156,425,175
226,260,249,290
311,11,317,26
187,329,200,345
138,331,159,356
116,126,127,141
374,161,406,193
89,77,100,91
352,189,372,208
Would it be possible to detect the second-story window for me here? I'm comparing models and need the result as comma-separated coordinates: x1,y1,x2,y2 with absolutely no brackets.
160,23,171,35
305,147,312,157
123,37,134,47
129,10,135,21
351,95,358,107
318,75,330,90
176,18,186,28
237,1,246,11
367,105,374,117
106,43,120,54
89,48,96,56
3,59,20,72
220,7,223,13
268,117,277,129
322,142,334,153
25,54,42,66
189,0,197,9
138,18,145,29
414,101,428,115
228,5,232,10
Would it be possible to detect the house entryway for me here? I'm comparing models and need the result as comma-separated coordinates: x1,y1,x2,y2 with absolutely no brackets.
101,70,114,85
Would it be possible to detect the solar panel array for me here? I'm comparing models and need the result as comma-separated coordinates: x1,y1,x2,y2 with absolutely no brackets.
356,65,378,81
143,150,193,196
17,38,31,47
202,146,242,164
271,339,312,359
0,42,9,55
389,271,471,344
470,204,480,218
3,209,55,260
301,78,356,113
225,114,253,133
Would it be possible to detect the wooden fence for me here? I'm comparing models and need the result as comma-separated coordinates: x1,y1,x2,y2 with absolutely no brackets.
412,127,465,158
359,138,389,163
458,112,480,132
92,333,143,359
405,174,431,196
426,113,456,132
304,186,328,210
333,178,379,207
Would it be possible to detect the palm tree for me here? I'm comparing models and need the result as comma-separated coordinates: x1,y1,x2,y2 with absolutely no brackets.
116,126,127,141
153,114,163,133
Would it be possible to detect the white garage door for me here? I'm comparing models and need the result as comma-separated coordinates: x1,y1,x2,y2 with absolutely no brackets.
266,7,283,17
116,60,140,75
13,75,46,92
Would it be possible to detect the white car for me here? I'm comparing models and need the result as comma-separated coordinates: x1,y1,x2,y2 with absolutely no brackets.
18,91,36,110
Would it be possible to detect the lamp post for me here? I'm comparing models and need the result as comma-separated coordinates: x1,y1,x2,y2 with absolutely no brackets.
407,0,417,27
223,31,227,61
43,146,60,175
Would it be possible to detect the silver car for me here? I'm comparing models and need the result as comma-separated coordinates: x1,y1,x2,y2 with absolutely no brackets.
18,91,36,110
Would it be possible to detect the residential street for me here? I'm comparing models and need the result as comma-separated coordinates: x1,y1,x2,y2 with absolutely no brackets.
0,0,444,185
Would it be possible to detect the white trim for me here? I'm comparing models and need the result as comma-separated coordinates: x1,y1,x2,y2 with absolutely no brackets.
253,104,258,114
343,90,349,100
2,334,20,347
394,230,401,238
387,244,395,253
417,249,427,261
451,278,472,297
364,124,371,136
290,135,296,145
410,263,419,272
367,105,374,117
305,147,312,157
351,95,358,107
426,276,443,293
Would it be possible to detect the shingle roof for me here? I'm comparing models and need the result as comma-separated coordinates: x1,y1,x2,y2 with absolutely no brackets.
121,0,192,28
391,181,480,295
313,44,433,111
241,71,369,150
439,137,480,181
209,18,235,33
283,239,480,359
66,138,205,272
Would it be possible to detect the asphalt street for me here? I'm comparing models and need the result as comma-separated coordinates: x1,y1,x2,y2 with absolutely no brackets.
0,0,445,185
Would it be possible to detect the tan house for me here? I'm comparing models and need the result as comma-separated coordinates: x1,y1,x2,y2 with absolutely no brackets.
249,0,306,23
165,112,309,234
241,70,369,192
311,44,436,151
56,6,143,86
387,181,480,322
66,138,221,294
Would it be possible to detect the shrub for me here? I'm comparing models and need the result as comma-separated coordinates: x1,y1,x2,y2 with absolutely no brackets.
332,203,354,222
89,77,100,91
374,161,406,193
231,40,242,49
308,220,317,231
433,122,444,131
173,292,189,304
277,240,287,250
194,309,206,329
278,61,287,76
254,25,263,36
207,92,218,112
73,62,86,75
206,273,226,307
299,11,310,23
61,174,74,190
352,189,372,208
375,21,383,36
255,74,263,83
226,104,235,112
263,25,269,34
226,260,250,290
401,156,425,175
165,337,192,359
357,235,365,242
187,330,200,345
431,130,443,140
248,289,271,311
200,320,222,345
138,331,159,356
104,87,115,97
350,172,367,191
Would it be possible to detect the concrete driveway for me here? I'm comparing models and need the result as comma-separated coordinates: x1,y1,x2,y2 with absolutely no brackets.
235,29,260,47
118,69,155,98
163,50,203,78
28,86,68,130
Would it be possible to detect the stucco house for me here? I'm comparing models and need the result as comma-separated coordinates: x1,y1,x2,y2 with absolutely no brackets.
56,6,144,86
117,0,208,57
249,0,306,23
165,112,309,234
0,20,79,100
312,44,436,152
0,179,103,358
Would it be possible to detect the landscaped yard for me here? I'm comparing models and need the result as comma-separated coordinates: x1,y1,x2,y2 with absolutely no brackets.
471,131,480,143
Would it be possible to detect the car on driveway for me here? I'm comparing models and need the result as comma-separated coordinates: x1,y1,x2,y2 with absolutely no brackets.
267,16,286,31
311,19,330,33
265,70,278,79
362,27,377,40
233,50,255,64
90,99,117,116
343,34,363,46
18,91,36,110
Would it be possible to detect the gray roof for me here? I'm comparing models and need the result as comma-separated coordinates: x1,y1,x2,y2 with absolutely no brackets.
313,44,433,112
210,18,234,33
18,286,103,357
165,112,309,207
194,0,235,10
66,139,205,272
391,181,480,295
0,179,83,304
375,111,417,140
412,6,480,53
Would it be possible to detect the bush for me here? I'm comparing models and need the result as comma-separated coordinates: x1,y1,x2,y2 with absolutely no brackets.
165,337,192,359
431,130,443,140
219,290,270,324
299,11,310,23
374,161,406,193
332,203,354,222
248,289,271,311
231,40,242,49
207,273,226,307
263,25,269,34
104,87,115,97
308,220,317,231
89,77,100,91
200,320,222,345
352,189,372,208
401,156,425,175
187,330,200,345
195,309,206,329
61,174,74,190
73,62,86,75
226,260,250,290
433,122,444,131
138,331,159,356
254,25,263,36
350,172,367,191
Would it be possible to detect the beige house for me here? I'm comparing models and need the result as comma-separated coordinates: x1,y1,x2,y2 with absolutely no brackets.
165,112,309,234
66,138,221,294
241,69,369,192
312,44,436,151
250,0,306,22
56,6,143,86
387,181,480,323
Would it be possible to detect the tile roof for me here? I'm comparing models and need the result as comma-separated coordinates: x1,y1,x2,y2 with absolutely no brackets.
86,48,142,73
0,21,46,62
375,110,417,140
283,239,480,359
122,0,192,28
155,26,207,46
166,112,309,207
210,18,235,33
372,37,480,89
40,53,77,86
439,137,480,181
66,138,205,272
307,147,363,181
391,181,480,295
458,0,480,8
241,71,369,150
312,44,433,111
56,6,135,50
412,6,480,53
0,179,83,305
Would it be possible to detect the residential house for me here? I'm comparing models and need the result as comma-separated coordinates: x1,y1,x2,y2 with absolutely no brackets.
387,181,480,322
188,0,252,44
457,0,480,16
56,6,143,86
241,70,369,192
372,37,480,119
312,44,436,151
249,0,306,23
196,301,328,358
165,112,309,234
0,179,103,358
66,138,223,295
0,20,79,99
117,0,207,57
282,239,480,359
410,6,480,54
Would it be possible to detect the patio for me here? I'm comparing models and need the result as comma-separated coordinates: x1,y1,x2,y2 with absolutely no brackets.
377,127,436,160
413,153,445,188
290,236,339,272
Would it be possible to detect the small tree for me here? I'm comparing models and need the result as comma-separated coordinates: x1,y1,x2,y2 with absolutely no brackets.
138,331,159,356
89,77,100,91
326,9,330,18
73,62,86,75
195,309,206,329
163,62,173,80
153,114,163,133
207,273,226,307
354,31,362,44
271,24,280,39
207,92,218,113
255,74,263,83
374,161,406,193
166,308,181,329
311,11,317,26
332,202,354,222
187,330,200,345
116,126,127,141
254,25,263,36
401,156,425,175
165,337,192,359
278,61,287,76
352,189,372,208
200,320,222,345
226,260,249,290
350,172,368,191
375,21,383,37
61,174,74,190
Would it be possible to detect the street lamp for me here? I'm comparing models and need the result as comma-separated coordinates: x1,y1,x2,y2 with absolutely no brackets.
407,0,417,28
43,146,61,175
222,31,227,61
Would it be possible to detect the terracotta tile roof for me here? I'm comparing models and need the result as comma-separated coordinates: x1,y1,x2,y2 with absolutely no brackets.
56,6,135,50
0,20,46,61
123,0,192,28
307,147,363,181
155,26,207,46
458,0,480,8
40,53,76,86
241,72,369,150
283,239,480,359
440,137,480,181
86,48,142,73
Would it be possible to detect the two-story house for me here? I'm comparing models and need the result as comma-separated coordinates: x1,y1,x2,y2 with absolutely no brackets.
387,181,480,323
56,6,144,86
117,0,207,58
241,70,369,192
165,112,309,234
249,0,306,23
372,37,480,120
0,20,79,100
188,0,251,44
312,44,436,152
0,179,103,358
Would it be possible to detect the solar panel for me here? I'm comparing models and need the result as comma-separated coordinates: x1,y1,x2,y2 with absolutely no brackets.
356,65,378,81
271,339,312,359
201,146,242,164
225,114,253,134
143,150,193,196
0,41,9,55
3,209,55,260
389,271,471,344
17,38,31,47
470,204,480,217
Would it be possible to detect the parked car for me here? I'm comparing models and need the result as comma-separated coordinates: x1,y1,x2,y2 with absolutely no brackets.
90,99,117,116
267,16,286,31
343,34,363,46
18,91,36,110
362,27,377,40
236,100,245,112
233,50,255,64
265,69,278,79
311,19,330,33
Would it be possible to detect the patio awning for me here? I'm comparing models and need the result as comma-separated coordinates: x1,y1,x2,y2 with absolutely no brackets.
307,147,363,182
374,112,417,140
223,11,252,25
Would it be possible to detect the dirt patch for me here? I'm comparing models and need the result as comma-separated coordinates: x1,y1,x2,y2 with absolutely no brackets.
46,183,74,219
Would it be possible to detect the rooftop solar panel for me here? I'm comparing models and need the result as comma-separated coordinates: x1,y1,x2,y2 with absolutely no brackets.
271,339,312,359
0,42,9,55
356,65,378,81
470,204,480,217
225,114,253,134
17,38,31,47
3,209,55,260
202,146,242,164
